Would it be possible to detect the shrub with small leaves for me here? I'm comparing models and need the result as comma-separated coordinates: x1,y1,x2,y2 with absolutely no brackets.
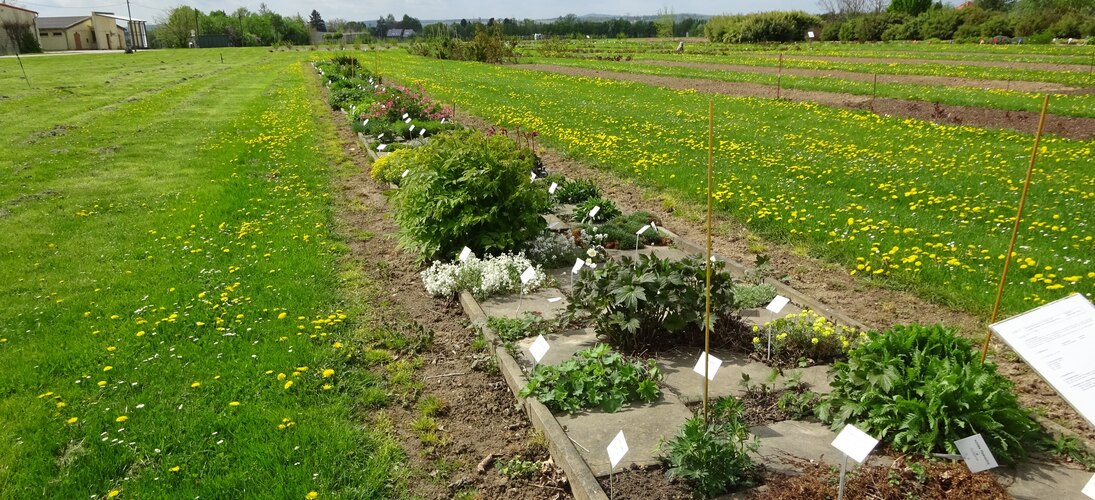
663,397,759,499
581,212,662,250
732,283,777,309
519,343,661,413
817,323,1041,465
522,231,580,268
393,130,550,261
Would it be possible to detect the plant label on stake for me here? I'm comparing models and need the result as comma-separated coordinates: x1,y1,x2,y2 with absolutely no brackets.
530,172,536,182
571,258,585,274
766,295,789,314
692,351,721,381
520,266,537,286
831,424,879,464
363,118,369,126
401,169,409,178
1082,473,1095,499
419,128,426,137
401,112,409,119
409,124,415,132
405,117,412,124
529,334,550,364
831,424,879,500
635,224,651,257
458,246,472,262
607,430,628,468
377,144,387,151
588,205,600,221
548,182,558,194
954,434,998,473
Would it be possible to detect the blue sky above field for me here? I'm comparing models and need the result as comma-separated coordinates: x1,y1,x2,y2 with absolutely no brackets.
21,0,821,25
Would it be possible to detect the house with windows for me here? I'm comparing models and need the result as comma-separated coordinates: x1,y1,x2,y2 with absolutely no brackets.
37,11,146,51
0,3,40,55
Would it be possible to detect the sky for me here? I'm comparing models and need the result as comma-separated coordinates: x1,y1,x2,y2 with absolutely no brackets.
12,0,823,24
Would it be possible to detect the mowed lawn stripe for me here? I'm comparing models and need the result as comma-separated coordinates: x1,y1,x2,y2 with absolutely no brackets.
0,50,401,497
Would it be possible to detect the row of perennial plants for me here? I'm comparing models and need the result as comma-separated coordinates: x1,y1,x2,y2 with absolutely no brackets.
818,323,1042,465
518,343,662,413
752,309,865,368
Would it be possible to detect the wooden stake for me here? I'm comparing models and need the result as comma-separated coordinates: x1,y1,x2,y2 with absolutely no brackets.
871,74,878,109
981,95,1050,364
776,54,783,100
15,50,30,89
703,100,714,424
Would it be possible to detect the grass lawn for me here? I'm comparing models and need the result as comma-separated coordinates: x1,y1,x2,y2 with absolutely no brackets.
374,50,1094,317
0,48,402,497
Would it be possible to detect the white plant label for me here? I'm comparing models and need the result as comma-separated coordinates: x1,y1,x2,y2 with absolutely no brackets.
408,125,415,132
588,206,601,218
650,222,657,232
990,294,1095,427
458,246,472,262
378,133,385,139
419,128,426,136
710,255,717,262
530,334,550,363
954,434,998,473
363,118,369,126
766,295,790,314
401,169,409,178
1082,473,1095,499
808,31,815,38
547,297,562,303
520,266,537,285
401,112,409,119
530,172,536,182
405,117,412,124
571,258,585,274
692,352,722,381
607,430,628,469
377,144,387,151
548,182,558,194
636,224,651,235
831,424,879,464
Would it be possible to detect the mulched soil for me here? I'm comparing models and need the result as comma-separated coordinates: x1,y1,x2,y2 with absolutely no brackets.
754,459,1010,500
594,464,694,499
517,63,1095,140
324,83,573,499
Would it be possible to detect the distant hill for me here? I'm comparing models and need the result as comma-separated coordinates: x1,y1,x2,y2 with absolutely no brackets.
414,12,713,26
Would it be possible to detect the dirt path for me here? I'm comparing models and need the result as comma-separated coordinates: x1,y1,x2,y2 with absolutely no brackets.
518,64,1095,140
637,59,1078,92
328,107,570,499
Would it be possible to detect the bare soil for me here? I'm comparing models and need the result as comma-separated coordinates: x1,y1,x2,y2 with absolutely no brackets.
327,94,572,499
754,459,1010,500
517,64,1095,140
636,59,1078,92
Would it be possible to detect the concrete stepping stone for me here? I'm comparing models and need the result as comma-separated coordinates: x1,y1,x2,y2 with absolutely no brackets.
659,349,832,405
479,288,569,321
514,328,599,370
555,397,694,477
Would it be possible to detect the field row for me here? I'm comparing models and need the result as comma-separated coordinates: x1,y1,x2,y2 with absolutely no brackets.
524,56,1095,118
375,51,1094,316
522,39,1095,65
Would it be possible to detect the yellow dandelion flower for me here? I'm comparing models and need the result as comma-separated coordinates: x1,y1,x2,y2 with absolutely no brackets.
229,401,240,407
108,490,120,498
97,380,107,387
115,415,128,423
322,369,334,378
103,366,113,372
191,382,201,388
284,381,293,390
277,373,286,380
322,384,333,390
306,492,318,499
278,312,287,319
169,466,180,472
332,342,343,349
67,417,78,424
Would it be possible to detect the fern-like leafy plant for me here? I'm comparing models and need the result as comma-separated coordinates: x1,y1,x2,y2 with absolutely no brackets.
817,323,1040,465
568,254,740,352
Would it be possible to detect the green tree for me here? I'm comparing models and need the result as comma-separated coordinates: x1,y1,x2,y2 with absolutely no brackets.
890,0,933,16
155,6,201,48
309,10,326,32
656,8,675,37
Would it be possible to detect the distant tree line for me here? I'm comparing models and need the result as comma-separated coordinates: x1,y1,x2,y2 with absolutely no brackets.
152,5,311,48
424,15,707,39
705,0,1094,43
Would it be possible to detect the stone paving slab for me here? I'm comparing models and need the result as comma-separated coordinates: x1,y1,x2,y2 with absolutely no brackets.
555,398,694,477
659,349,831,405
604,244,691,262
479,288,569,320
515,328,600,369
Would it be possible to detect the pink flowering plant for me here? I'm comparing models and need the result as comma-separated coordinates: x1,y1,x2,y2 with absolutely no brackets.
356,84,451,124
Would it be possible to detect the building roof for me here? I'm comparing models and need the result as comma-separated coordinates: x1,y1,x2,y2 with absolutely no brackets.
96,13,146,23
38,16,90,29
0,3,38,15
